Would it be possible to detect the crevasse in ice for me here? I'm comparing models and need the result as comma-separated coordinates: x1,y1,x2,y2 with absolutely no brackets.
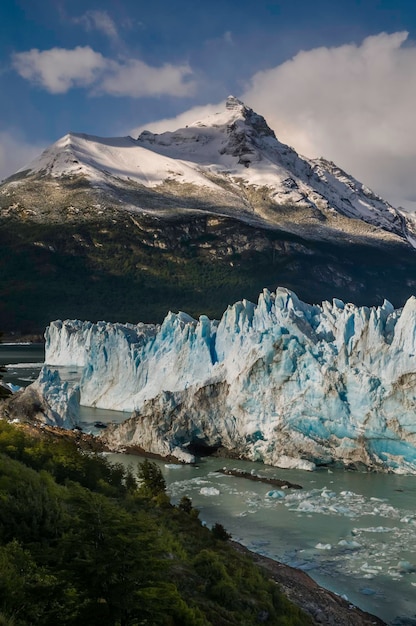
34,287,416,471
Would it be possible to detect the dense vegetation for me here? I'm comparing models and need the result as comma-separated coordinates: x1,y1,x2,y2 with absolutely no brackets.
0,334,11,399
0,420,313,625
0,365,8,399
1,212,416,333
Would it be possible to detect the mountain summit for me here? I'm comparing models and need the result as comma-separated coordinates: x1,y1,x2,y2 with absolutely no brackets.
1,98,416,331
8,96,414,245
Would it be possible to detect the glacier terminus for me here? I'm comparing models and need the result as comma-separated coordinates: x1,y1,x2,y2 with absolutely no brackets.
19,287,416,474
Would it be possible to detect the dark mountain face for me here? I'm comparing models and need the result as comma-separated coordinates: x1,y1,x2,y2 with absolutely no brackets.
1,97,416,332
1,209,415,334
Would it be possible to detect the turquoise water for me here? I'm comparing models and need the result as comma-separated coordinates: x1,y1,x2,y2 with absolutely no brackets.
2,345,416,624
105,453,416,625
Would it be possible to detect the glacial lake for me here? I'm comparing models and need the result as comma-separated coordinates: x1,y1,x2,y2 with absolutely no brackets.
2,344,416,625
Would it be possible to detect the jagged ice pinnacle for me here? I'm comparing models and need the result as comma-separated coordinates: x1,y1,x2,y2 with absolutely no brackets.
28,287,416,473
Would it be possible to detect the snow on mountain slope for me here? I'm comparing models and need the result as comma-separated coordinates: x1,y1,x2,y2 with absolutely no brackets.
18,132,222,191
26,287,416,473
15,96,412,244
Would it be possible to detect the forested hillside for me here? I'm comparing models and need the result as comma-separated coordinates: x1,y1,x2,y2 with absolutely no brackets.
0,421,312,626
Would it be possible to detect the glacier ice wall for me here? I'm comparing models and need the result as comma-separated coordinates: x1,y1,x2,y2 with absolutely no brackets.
37,287,416,472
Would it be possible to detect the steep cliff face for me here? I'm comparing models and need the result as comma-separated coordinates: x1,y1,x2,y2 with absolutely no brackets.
24,287,416,472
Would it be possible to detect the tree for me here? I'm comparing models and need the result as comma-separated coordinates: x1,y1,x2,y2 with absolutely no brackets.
0,332,11,400
178,496,199,519
137,459,166,498
178,496,193,514
211,523,231,542
65,484,158,626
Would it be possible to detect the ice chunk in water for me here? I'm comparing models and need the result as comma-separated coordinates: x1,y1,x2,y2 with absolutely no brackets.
359,587,376,595
397,560,416,574
338,539,362,550
200,487,220,496
266,490,285,499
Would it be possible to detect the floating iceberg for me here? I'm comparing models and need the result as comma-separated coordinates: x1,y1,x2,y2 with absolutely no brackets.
266,490,286,499
200,487,220,496
3,382,21,393
23,286,416,471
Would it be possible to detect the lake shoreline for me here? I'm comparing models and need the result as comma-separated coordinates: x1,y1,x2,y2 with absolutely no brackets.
231,541,386,626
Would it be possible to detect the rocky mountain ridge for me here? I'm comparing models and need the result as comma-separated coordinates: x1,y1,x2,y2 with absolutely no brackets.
5,96,412,242
1,96,416,331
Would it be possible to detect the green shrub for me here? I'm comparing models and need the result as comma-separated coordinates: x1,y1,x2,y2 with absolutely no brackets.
137,458,166,497
211,522,231,541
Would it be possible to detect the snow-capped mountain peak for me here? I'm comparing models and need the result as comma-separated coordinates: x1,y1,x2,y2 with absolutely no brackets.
225,94,245,110
6,97,415,246
137,94,277,163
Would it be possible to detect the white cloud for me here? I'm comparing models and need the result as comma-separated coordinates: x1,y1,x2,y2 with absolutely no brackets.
100,59,195,98
12,32,416,209
12,46,195,98
0,131,45,181
133,32,416,209
75,10,119,41
131,102,223,137
12,46,106,94
241,31,416,209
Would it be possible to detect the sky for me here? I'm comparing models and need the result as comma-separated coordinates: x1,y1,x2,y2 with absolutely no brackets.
2,0,416,209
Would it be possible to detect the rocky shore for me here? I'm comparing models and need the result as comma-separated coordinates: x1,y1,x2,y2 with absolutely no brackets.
231,542,386,626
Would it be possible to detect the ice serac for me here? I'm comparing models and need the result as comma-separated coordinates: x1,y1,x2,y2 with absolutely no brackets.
35,287,416,472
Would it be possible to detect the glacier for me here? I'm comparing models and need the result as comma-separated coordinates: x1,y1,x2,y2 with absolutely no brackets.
27,287,416,472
